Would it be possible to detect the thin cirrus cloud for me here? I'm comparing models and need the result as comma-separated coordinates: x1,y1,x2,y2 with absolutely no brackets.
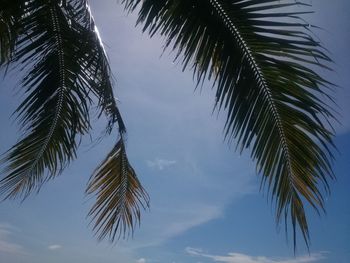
185,247,326,263
0,223,25,255
146,158,177,170
121,205,223,249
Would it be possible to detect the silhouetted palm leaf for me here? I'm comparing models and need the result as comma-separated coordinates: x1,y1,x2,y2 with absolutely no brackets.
0,0,337,248
0,0,148,242
86,138,150,241
0,0,128,197
122,0,336,248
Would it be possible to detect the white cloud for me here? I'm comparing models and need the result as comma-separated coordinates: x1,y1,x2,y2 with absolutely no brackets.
48,244,62,250
185,247,326,263
146,158,177,170
137,258,146,263
0,223,24,255
186,247,204,255
119,153,255,249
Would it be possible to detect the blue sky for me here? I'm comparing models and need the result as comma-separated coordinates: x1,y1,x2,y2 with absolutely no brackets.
0,1,349,263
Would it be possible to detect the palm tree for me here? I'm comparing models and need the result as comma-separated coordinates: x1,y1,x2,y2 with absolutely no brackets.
0,0,336,249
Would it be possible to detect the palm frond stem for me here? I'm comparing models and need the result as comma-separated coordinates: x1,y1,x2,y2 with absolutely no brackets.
209,0,294,186
28,5,67,175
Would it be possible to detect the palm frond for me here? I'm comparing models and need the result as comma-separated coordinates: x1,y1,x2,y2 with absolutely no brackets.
0,0,148,242
122,0,336,248
0,0,124,198
86,138,150,242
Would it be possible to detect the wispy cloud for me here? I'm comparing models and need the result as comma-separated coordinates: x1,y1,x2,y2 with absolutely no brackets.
48,244,62,250
146,158,177,170
120,154,254,249
0,222,24,255
137,258,146,263
163,206,222,238
121,205,223,249
185,247,326,263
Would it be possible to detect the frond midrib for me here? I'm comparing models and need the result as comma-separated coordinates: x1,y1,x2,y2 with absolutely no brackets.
209,0,294,179
29,4,66,173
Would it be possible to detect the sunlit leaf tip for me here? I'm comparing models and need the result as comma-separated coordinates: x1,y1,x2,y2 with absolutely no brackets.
86,139,149,242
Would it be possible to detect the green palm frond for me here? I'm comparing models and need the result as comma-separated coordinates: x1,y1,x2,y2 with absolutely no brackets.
1,0,87,199
122,0,336,248
86,138,150,242
0,0,148,242
0,0,124,198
